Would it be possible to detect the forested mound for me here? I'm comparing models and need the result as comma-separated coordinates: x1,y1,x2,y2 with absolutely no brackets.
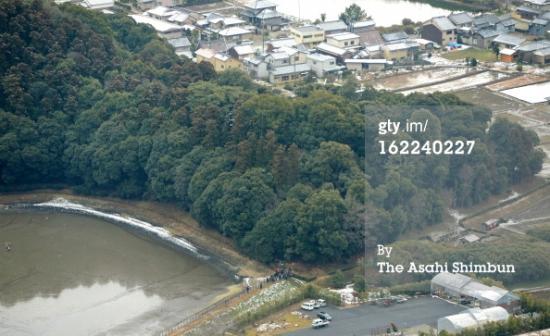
0,0,544,264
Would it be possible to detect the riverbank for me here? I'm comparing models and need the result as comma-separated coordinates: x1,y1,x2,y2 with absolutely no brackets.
0,189,271,278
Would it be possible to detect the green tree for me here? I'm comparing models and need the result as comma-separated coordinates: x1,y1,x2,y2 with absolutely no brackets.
339,4,369,31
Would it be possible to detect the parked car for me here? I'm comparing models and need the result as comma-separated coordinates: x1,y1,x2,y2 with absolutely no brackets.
317,311,332,321
396,295,408,303
316,299,327,307
311,318,330,329
301,301,315,311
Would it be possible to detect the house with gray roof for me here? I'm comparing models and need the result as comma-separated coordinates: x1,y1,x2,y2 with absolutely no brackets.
530,17,550,35
449,12,473,27
492,33,527,49
534,46,550,64
306,53,344,77
517,39,550,63
316,20,349,35
421,16,457,46
470,28,501,48
269,63,311,83
167,36,192,57
473,13,501,29
382,31,409,43
524,0,550,11
240,0,287,31
358,30,385,46
351,20,376,33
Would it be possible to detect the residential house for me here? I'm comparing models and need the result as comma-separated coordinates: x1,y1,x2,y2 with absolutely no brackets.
356,45,384,59
448,12,473,28
345,59,393,72
129,14,184,39
229,45,257,60
382,41,420,63
269,64,311,83
306,53,344,77
382,31,409,43
290,25,325,47
473,14,501,30
471,28,501,49
195,48,216,63
534,47,550,64
265,47,306,67
326,32,361,49
415,38,438,50
517,40,550,62
499,15,518,33
316,42,353,63
516,5,541,21
167,36,192,57
492,33,527,49
242,56,269,80
137,0,155,10
218,27,253,43
241,0,282,29
256,9,287,31
422,16,457,46
195,48,241,72
266,37,298,51
147,6,178,21
167,12,192,26
316,20,349,35
524,0,550,11
351,20,376,33
212,53,242,72
81,0,114,10
205,13,246,31
358,30,384,46
530,18,550,35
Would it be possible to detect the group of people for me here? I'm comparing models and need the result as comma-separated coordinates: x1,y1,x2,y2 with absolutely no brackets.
267,266,292,283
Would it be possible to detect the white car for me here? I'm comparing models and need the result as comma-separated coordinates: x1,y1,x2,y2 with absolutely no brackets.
312,318,330,328
301,301,315,311
316,299,327,307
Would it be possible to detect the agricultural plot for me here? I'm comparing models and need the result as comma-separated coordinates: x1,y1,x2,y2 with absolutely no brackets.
501,81,550,104
401,71,509,95
371,67,473,91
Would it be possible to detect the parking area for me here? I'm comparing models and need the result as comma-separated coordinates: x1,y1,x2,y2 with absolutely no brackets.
286,297,465,336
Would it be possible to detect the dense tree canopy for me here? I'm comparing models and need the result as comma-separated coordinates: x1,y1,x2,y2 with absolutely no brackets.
0,0,544,264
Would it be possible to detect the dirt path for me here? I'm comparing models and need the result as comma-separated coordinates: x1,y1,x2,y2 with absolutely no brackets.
0,189,271,278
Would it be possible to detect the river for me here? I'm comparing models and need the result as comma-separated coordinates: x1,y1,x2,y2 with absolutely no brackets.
271,0,452,27
0,210,232,336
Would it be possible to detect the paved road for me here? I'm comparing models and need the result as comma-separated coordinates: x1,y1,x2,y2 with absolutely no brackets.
286,297,465,336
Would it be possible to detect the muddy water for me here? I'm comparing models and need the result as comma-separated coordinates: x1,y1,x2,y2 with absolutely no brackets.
0,211,231,336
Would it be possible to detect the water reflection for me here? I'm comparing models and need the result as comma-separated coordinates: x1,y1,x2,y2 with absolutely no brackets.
272,0,452,27
0,211,230,335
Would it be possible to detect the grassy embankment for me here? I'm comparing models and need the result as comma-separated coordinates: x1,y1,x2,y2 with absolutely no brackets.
443,48,498,62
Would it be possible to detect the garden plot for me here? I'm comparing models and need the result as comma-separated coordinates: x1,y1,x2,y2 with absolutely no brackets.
501,81,550,104
401,71,509,95
371,67,473,91
485,74,548,91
